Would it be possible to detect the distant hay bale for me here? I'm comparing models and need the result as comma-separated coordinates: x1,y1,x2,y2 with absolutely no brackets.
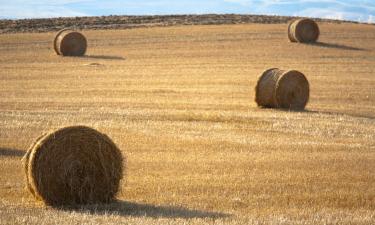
255,68,309,110
53,29,87,56
23,126,124,206
288,19,320,43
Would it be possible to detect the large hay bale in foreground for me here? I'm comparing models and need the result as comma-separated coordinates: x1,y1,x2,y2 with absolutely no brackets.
255,68,309,110
53,29,87,56
23,126,123,206
288,18,320,43
23,132,48,200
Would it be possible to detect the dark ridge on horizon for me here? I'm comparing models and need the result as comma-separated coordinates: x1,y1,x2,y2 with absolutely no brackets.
0,14,367,34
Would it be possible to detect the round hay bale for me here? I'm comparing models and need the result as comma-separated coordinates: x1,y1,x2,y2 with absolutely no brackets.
24,126,124,206
53,29,87,56
22,132,48,200
288,19,320,43
255,68,309,110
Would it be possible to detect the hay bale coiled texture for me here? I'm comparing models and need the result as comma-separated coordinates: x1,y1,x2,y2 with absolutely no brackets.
53,29,87,56
255,68,310,110
23,126,124,206
288,18,320,43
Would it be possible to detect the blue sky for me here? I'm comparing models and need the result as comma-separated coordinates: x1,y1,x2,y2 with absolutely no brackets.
0,0,374,23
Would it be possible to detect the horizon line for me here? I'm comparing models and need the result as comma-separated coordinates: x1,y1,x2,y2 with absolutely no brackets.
0,13,372,24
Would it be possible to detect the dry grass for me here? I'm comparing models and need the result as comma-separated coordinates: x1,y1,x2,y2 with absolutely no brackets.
0,22,374,224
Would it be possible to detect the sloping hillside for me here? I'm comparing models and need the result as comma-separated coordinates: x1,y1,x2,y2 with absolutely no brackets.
0,14,358,33
0,17,374,225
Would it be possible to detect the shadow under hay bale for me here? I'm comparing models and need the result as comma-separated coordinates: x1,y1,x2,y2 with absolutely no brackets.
255,68,310,110
23,126,124,206
288,18,320,43
308,42,366,51
60,200,231,219
84,55,125,60
0,148,25,157
54,29,87,56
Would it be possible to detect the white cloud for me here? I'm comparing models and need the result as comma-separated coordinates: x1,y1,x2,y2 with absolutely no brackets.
295,7,375,23
223,0,252,6
295,8,345,20
236,0,375,23
0,7,88,19
0,1,90,19
368,15,375,23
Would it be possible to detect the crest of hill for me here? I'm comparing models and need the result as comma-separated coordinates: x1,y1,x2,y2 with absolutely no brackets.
0,14,363,34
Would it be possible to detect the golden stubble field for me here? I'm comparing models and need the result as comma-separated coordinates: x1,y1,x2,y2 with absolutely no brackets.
0,22,374,224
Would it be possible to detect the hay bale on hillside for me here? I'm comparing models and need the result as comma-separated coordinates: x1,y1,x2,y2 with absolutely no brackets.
23,126,124,206
288,19,320,43
53,29,87,56
255,68,309,110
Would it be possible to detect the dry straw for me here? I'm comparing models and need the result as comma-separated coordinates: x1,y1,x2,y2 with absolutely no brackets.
255,68,309,110
54,29,87,56
23,126,124,206
288,18,320,43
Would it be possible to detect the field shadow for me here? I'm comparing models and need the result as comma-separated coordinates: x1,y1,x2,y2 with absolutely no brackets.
258,106,307,113
84,55,125,60
258,107,375,119
0,148,25,157
308,42,366,51
270,107,375,120
61,200,230,219
304,109,375,120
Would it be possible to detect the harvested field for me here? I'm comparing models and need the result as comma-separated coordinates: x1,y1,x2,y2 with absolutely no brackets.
0,20,375,224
